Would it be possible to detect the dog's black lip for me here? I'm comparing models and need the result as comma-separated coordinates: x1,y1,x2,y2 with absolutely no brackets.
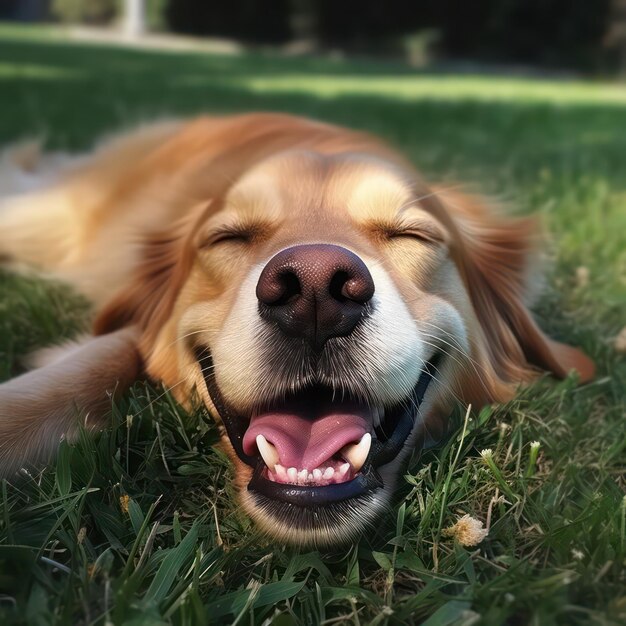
247,462,382,506
196,347,439,506
196,348,257,466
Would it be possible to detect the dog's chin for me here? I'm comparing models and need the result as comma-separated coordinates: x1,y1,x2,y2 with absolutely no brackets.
197,348,440,547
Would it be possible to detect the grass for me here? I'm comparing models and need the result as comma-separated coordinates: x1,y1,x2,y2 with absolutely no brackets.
0,23,625,625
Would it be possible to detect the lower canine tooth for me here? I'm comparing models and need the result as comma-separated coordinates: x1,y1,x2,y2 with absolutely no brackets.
256,434,279,471
338,462,350,478
341,433,371,473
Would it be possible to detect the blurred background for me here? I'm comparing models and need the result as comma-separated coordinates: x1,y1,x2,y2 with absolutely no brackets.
1,0,625,74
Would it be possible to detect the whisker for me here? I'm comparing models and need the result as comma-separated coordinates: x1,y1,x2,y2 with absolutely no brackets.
416,319,494,387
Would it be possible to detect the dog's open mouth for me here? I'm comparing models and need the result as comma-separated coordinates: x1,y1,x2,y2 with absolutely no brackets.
196,349,439,508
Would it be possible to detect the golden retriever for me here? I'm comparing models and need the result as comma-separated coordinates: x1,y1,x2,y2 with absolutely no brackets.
0,113,594,546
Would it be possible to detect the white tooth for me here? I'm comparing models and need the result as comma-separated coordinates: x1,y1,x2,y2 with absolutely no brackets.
256,435,279,471
298,469,308,484
313,469,322,481
323,467,334,480
275,464,287,481
338,462,350,478
308,472,314,482
287,467,298,482
341,433,371,473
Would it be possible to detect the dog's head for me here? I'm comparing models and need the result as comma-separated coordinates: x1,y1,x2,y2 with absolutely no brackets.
95,121,593,546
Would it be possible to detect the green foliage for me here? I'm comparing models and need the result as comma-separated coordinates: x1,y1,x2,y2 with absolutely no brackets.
0,271,89,381
146,0,168,32
0,24,624,625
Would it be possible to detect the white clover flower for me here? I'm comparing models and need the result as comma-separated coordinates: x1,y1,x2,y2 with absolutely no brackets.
480,448,493,459
119,494,130,514
443,514,488,546
575,266,590,288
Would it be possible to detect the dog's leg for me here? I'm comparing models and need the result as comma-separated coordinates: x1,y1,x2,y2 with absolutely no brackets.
0,327,142,477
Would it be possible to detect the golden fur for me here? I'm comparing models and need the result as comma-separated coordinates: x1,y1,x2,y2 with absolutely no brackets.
0,113,593,544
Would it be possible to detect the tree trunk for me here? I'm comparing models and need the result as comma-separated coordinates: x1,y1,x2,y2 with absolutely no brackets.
123,0,146,38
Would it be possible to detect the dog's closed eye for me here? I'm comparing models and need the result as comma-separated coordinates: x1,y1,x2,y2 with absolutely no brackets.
200,222,270,248
373,218,447,245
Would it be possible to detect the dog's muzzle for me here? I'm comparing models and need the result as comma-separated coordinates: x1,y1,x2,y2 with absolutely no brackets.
196,348,439,507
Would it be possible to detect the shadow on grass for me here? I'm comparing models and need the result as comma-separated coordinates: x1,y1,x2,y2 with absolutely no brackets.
0,35,624,193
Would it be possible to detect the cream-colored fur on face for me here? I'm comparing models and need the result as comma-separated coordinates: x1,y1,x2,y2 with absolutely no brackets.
0,113,594,544
208,256,465,415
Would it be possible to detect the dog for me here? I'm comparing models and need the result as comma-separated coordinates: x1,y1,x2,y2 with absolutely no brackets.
0,113,594,546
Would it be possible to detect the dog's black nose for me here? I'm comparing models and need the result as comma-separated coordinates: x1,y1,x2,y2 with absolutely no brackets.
256,244,375,350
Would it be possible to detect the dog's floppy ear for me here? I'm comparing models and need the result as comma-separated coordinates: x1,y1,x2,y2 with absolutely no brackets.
437,189,594,403
93,202,212,347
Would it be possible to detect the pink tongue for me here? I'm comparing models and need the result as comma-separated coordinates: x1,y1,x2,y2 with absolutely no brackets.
243,408,370,471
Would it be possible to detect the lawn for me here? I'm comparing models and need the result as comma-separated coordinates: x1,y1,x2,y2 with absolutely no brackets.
0,23,625,626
